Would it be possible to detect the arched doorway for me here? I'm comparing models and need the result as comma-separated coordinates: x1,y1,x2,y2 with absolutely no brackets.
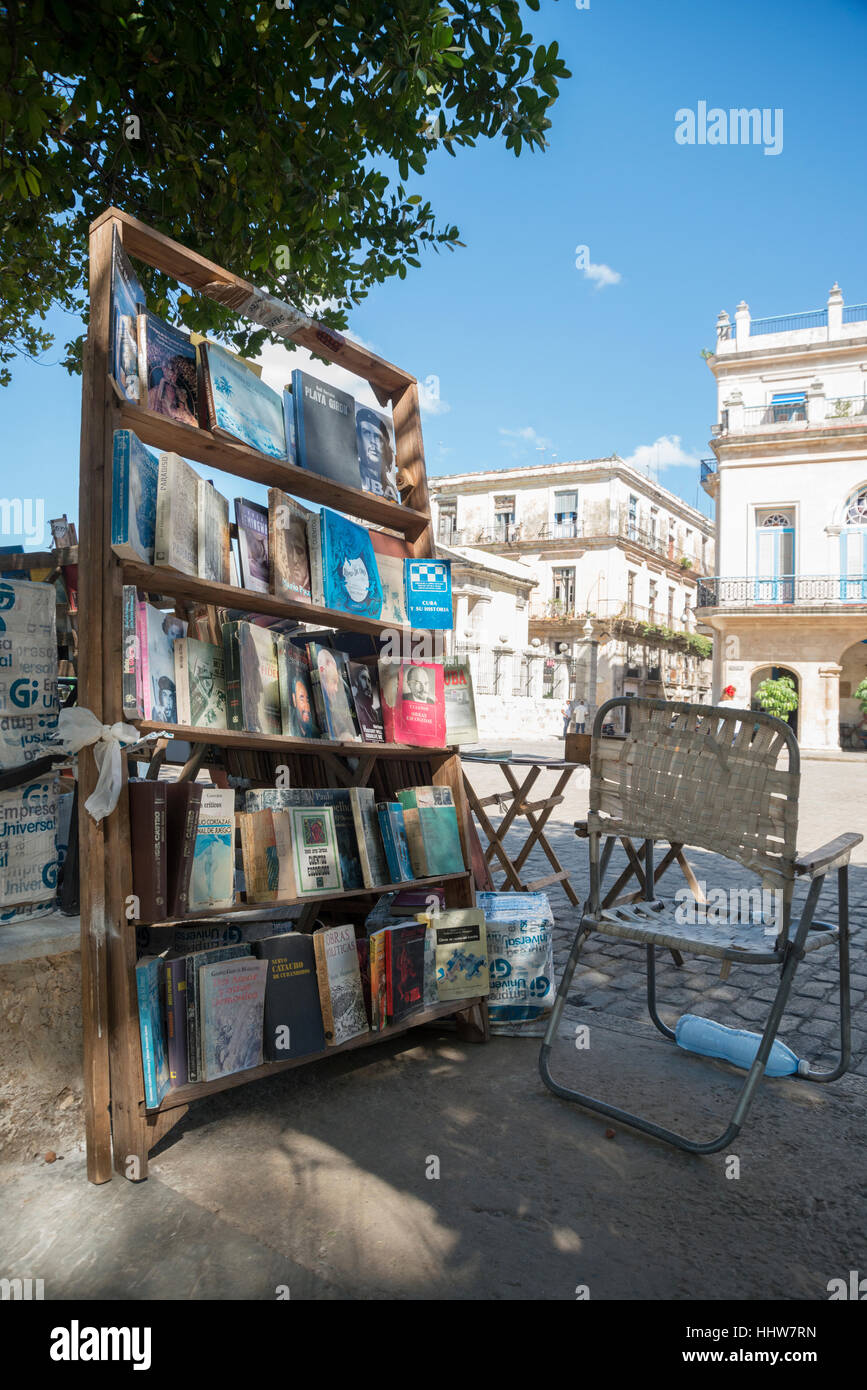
750,665,799,737
838,638,867,746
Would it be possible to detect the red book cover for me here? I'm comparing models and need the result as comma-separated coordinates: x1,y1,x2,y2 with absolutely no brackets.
378,660,446,747
385,924,427,1024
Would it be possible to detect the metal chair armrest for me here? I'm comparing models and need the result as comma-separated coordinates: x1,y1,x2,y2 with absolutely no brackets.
795,832,863,879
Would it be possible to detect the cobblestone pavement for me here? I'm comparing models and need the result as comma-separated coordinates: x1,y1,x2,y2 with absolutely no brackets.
464,744,867,1076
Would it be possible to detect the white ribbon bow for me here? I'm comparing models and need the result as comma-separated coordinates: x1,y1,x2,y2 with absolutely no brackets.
55,708,141,822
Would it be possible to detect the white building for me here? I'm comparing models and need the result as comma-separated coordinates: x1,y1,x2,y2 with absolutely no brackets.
431,458,715,713
697,284,867,751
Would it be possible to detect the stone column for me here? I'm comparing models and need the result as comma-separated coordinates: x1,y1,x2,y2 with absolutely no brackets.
818,663,842,751
827,282,843,337
734,300,751,349
807,379,826,425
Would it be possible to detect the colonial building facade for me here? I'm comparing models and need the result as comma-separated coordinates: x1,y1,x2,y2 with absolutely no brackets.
698,284,867,751
430,458,715,716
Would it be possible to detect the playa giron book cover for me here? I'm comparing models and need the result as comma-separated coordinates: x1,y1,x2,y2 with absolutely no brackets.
292,369,360,490
378,659,446,747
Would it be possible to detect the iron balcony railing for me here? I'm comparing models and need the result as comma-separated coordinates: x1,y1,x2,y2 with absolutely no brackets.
749,309,828,336
715,396,867,435
700,457,717,483
453,520,703,568
528,598,699,639
842,303,867,325
697,574,867,607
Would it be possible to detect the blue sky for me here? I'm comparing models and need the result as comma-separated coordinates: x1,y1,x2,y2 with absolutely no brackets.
5,0,867,544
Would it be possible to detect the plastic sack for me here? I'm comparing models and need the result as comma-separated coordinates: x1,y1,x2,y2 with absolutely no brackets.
477,891,555,1023
55,707,140,822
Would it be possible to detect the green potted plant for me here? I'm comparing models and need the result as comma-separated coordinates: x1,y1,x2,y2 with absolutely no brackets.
853,678,867,713
679,556,694,570
753,674,799,721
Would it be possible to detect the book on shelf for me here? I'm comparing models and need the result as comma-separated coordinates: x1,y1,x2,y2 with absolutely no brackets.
443,660,478,745
110,226,145,403
309,642,361,744
355,403,400,502
417,908,489,1003
405,557,452,630
137,311,198,427
198,341,286,458
164,956,188,1088
347,661,384,743
368,530,409,626
135,956,171,1108
184,943,251,1084
268,489,313,605
368,927,388,1030
376,802,415,884
355,934,373,1026
154,451,200,577
164,782,203,919
199,956,268,1082
122,584,141,718
136,601,188,723
187,787,236,912
316,509,384,620
237,808,296,902
288,805,343,895
282,388,297,468
221,619,243,729
245,787,364,892
197,479,231,585
174,637,228,729
111,429,159,564
275,637,321,740
378,660,446,747
237,622,281,735
128,780,167,922
49,515,77,549
254,933,326,1062
385,922,427,1025
313,924,369,1046
292,370,360,490
397,786,464,877
348,786,391,889
234,498,270,594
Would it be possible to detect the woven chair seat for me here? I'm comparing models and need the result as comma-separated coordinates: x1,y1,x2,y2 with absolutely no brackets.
592,899,839,963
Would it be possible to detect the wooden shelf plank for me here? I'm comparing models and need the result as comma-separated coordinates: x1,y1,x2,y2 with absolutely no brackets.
134,719,455,760
141,994,487,1114
116,398,429,539
92,207,413,396
119,557,417,642
134,871,470,927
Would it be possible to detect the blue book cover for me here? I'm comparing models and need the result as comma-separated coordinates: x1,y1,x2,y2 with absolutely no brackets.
135,956,170,1108
405,558,453,630
320,509,383,620
201,341,286,458
112,429,159,564
377,802,414,882
199,957,268,1082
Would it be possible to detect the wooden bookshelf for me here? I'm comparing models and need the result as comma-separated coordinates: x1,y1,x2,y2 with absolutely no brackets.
78,208,484,1185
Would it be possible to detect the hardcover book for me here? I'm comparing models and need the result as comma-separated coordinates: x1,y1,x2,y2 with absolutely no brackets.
111,429,159,564
309,643,361,744
398,786,465,877
197,480,231,585
164,956,188,1087
188,787,236,912
246,788,363,892
368,530,409,626
137,311,198,427
154,451,199,577
165,782,203,919
347,661,385,743
313,923,369,1045
110,226,145,403
268,489,313,605
234,498,270,593
254,933,326,1062
137,602,188,723
174,638,228,729
199,957,268,1082
135,955,171,1108
276,637,321,740
355,404,400,501
289,805,343,896
378,660,446,747
348,786,390,889
237,623,282,735
443,661,478,745
405,558,453,630
184,943,250,1084
292,370,360,489
386,923,427,1024
319,509,383,620
376,802,415,884
128,781,167,922
199,341,286,458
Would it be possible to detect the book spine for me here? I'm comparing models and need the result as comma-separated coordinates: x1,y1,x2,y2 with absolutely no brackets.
385,932,394,1022
136,311,148,408
197,342,215,430
185,959,201,1084
170,788,201,918
307,511,324,605
154,455,173,568
111,430,128,549
307,650,330,735
222,622,243,730
164,959,188,1087
174,640,190,725
377,807,401,883
122,584,141,718
135,966,159,1109
349,791,374,889
313,932,337,1044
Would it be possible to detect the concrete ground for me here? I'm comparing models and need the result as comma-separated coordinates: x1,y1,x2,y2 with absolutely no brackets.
1,747,864,1300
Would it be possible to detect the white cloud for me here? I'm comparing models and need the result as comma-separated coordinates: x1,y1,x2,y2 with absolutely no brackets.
419,374,451,416
499,425,553,453
255,333,388,413
621,435,702,475
583,261,622,290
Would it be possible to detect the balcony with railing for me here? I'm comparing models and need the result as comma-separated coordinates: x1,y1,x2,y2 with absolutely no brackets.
697,574,867,609
528,598,706,645
453,519,704,571
713,394,867,441
714,288,867,355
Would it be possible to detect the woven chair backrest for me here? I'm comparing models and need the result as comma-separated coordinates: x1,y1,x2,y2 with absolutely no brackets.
589,699,800,889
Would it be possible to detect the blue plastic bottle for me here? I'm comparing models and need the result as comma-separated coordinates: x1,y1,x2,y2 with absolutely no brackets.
674,1013,810,1077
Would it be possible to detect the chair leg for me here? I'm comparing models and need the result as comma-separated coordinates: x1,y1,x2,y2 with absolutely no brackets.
800,866,851,1084
539,878,826,1154
646,945,676,1039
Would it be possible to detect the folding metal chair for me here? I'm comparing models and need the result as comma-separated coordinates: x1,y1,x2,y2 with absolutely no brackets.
539,697,862,1153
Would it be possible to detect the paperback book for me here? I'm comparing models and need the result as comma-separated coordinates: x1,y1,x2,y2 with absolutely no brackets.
137,602,188,723
111,429,159,564
309,643,361,744
397,786,464,877
199,341,286,458
418,908,489,1003
188,788,236,912
234,499,270,593
164,956,188,1088
110,227,145,403
254,933,326,1061
443,661,478,745
246,788,364,892
386,922,427,1024
378,660,446,747
197,480,231,585
313,924,369,1045
184,943,251,1084
314,509,384,620
348,786,390,889
164,782,203,918
174,638,227,729
154,451,199,577
368,530,409,627
376,802,415,884
199,957,268,1082
268,489,313,605
355,403,400,501
347,661,384,743
276,637,321,739
292,370,360,489
135,956,171,1108
405,558,452,630
237,623,281,735
137,311,198,427
289,805,343,896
